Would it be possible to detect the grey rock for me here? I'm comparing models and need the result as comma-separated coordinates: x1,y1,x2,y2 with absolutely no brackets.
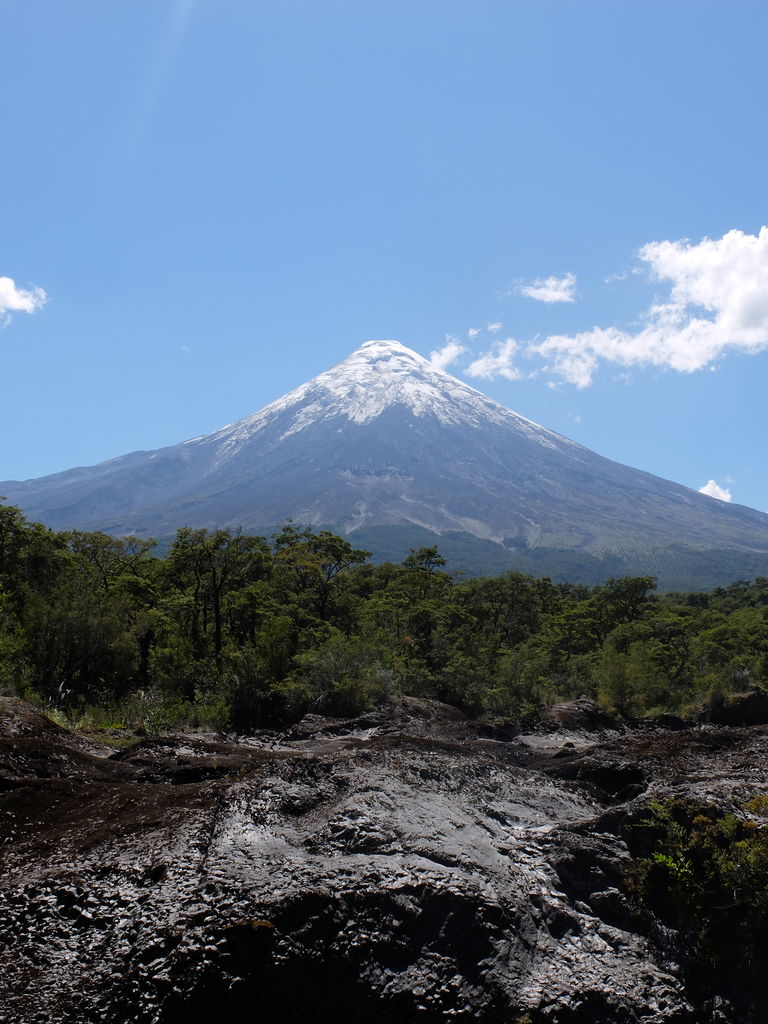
2,696,768,1022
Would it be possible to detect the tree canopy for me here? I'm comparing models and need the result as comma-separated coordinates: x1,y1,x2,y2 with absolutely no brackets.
1,502,767,732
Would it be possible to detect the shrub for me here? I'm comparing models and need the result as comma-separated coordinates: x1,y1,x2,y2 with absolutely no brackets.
626,798,768,980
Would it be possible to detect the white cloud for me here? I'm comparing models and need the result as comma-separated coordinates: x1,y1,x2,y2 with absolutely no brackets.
487,321,503,333
466,338,521,381
532,227,768,386
0,276,47,324
699,479,732,502
520,272,577,303
467,327,481,339
429,337,465,371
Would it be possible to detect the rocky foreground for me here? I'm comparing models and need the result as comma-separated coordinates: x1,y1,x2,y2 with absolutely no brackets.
1,696,767,1023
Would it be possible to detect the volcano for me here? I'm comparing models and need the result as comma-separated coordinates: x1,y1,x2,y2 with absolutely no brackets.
3,340,768,582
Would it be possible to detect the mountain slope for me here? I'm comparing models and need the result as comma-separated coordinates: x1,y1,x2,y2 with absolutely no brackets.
2,340,768,565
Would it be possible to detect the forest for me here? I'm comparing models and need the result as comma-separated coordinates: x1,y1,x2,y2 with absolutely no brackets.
2,500,768,734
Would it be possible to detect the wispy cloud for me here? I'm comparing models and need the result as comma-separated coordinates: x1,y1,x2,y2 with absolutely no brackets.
532,227,768,387
604,268,635,284
519,272,576,303
466,338,521,381
429,337,464,371
699,479,732,502
487,321,503,333
0,276,47,325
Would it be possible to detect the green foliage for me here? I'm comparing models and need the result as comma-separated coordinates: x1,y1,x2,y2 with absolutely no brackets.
3,499,768,731
289,630,394,714
627,799,768,979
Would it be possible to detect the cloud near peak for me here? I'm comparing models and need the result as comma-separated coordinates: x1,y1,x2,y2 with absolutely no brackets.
0,276,47,324
699,479,732,502
466,338,521,381
429,337,465,371
532,227,768,386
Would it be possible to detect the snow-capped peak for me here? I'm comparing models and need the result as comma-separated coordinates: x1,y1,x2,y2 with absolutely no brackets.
205,339,572,464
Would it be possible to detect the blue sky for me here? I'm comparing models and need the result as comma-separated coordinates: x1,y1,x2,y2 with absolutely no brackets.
3,0,768,512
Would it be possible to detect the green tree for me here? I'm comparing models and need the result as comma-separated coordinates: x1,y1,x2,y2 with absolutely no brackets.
162,527,272,679
272,523,370,623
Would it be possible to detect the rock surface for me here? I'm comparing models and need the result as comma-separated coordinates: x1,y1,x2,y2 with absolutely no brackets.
1,696,767,1023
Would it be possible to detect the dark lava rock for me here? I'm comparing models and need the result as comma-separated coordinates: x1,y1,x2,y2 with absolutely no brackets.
650,714,689,732
542,698,620,733
2,697,768,1022
704,690,768,726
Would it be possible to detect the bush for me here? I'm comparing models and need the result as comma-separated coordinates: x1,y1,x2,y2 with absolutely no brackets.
626,798,768,980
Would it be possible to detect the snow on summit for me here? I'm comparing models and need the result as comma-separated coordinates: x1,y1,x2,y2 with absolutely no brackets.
210,339,568,457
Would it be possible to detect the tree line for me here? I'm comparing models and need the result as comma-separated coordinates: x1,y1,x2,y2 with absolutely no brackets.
2,501,768,732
